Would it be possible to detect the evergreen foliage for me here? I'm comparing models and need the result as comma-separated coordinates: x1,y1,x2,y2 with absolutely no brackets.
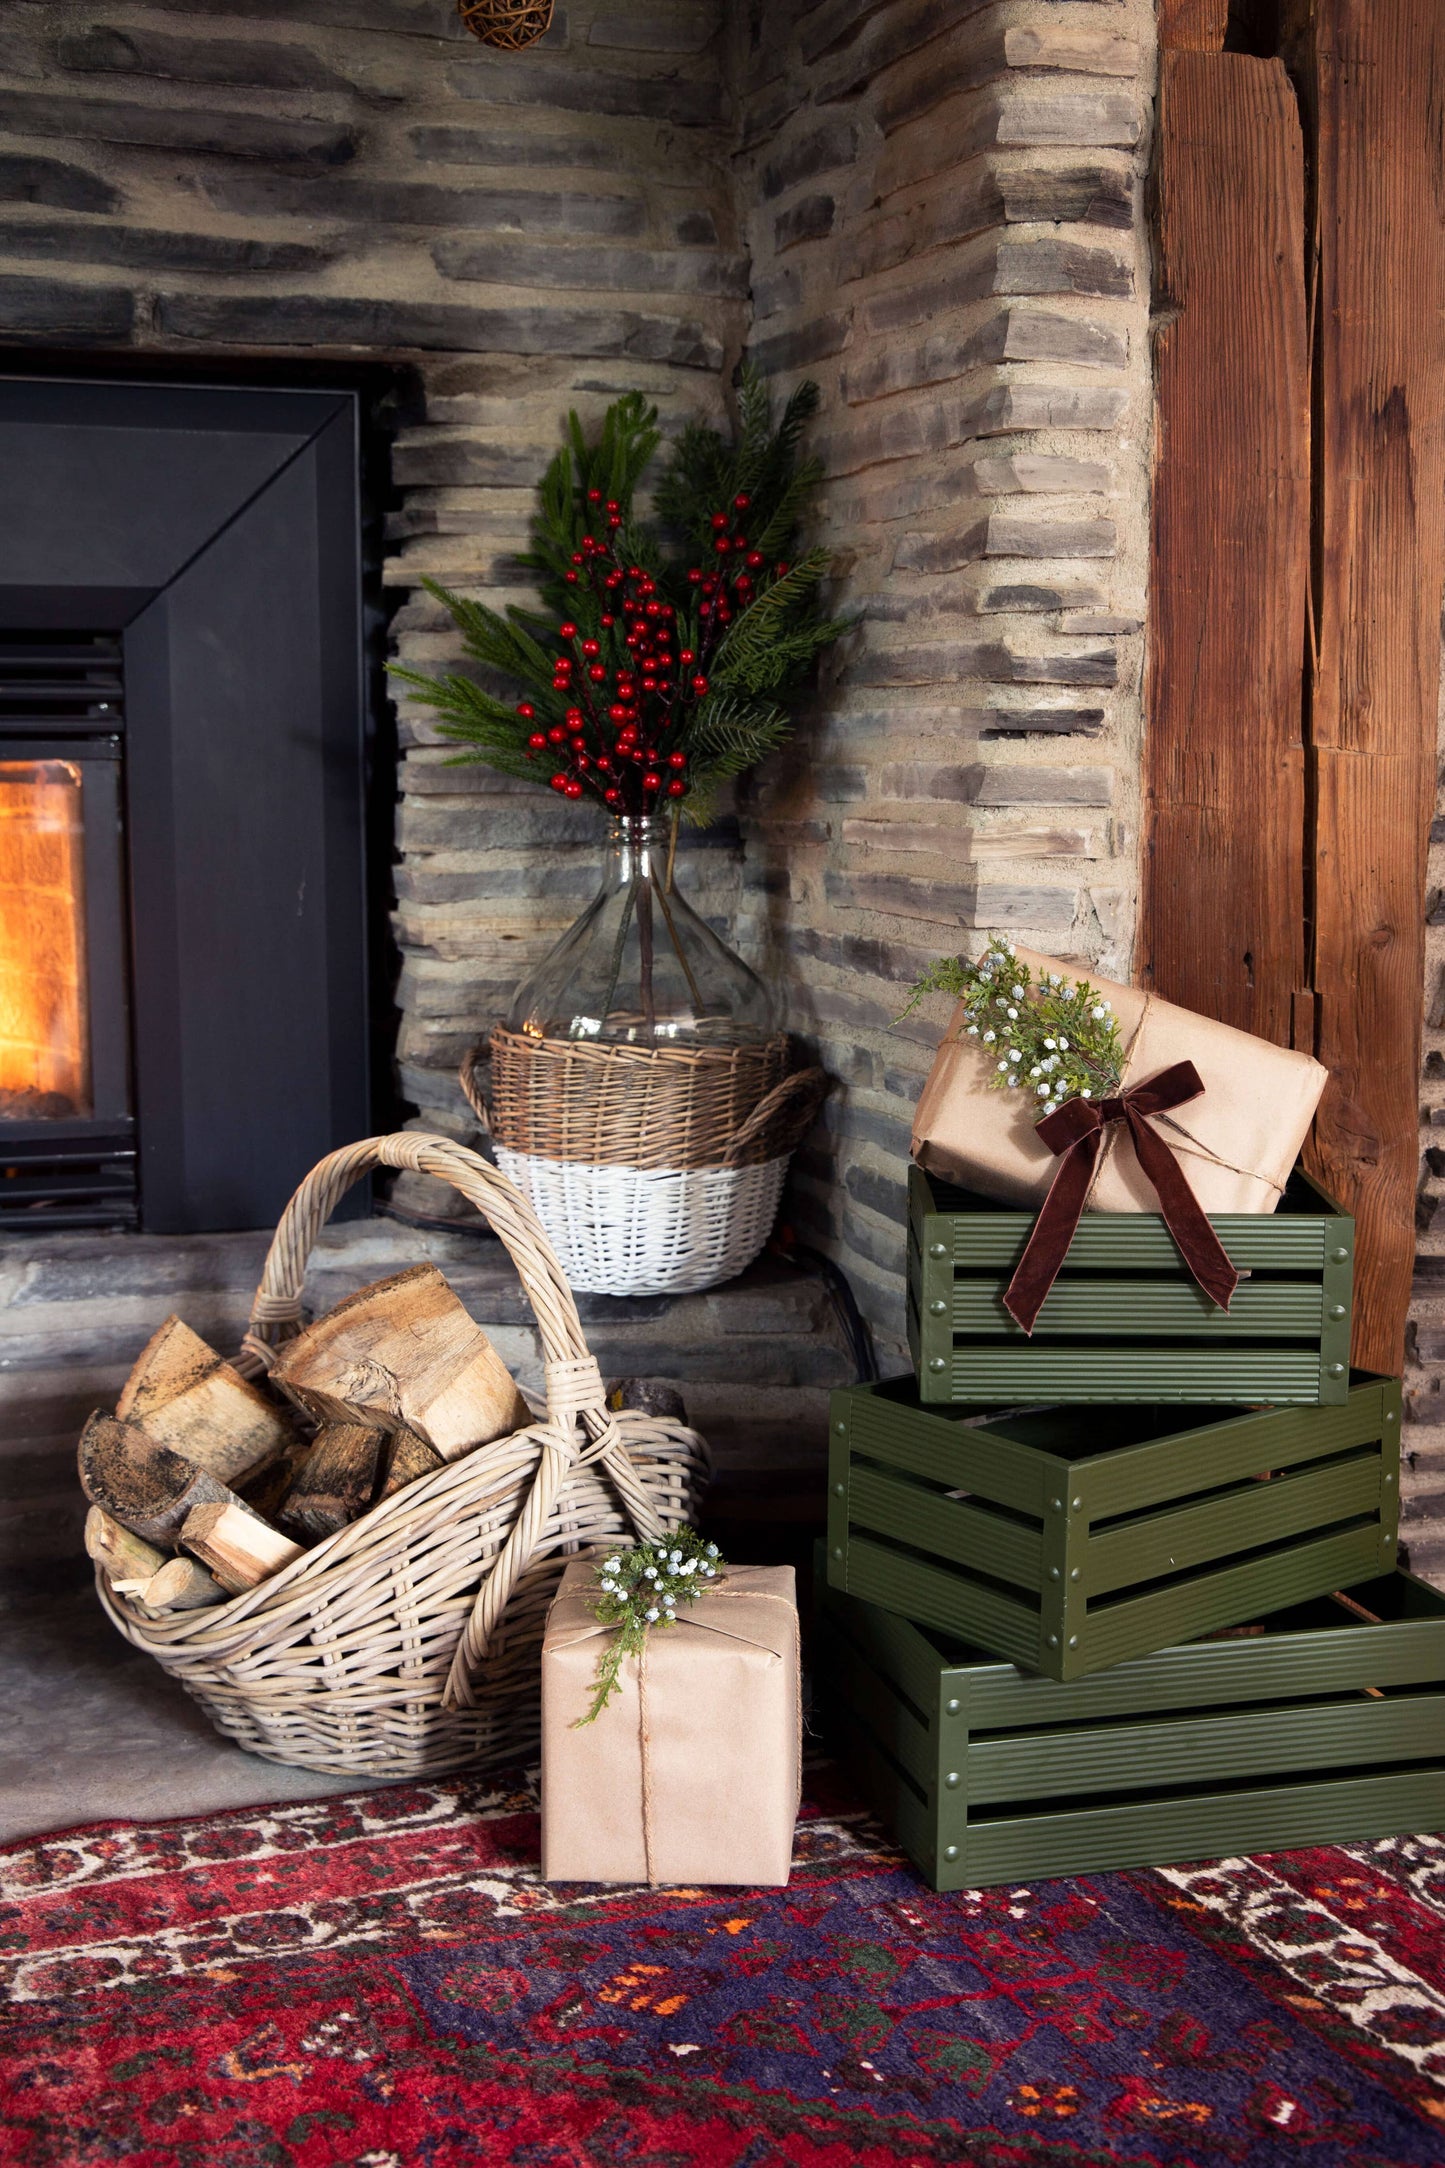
391,367,848,823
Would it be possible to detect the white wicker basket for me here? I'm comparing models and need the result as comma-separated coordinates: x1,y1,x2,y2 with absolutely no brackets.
493,1147,791,1296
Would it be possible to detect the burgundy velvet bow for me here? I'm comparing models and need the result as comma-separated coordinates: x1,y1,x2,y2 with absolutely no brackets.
1002,1059,1240,1335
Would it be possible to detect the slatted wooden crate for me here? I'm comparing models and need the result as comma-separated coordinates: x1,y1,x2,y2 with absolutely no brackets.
816,1566,1445,1890
826,1373,1400,1681
908,1163,1354,1405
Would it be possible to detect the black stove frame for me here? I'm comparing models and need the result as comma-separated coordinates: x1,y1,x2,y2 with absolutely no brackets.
0,377,371,1234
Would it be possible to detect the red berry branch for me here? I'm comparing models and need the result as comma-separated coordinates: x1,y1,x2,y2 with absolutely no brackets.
393,371,847,824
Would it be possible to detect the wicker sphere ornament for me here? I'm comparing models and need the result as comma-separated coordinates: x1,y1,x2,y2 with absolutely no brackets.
457,0,554,49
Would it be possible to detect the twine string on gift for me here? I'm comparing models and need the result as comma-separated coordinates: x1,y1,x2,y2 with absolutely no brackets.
633,1584,802,1889
1003,1058,1240,1336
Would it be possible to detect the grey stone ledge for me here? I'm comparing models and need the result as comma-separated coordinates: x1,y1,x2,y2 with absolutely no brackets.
0,89,357,166
432,236,749,298
203,170,648,236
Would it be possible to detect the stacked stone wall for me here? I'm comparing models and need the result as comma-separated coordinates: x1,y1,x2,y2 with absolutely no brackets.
730,0,1156,1354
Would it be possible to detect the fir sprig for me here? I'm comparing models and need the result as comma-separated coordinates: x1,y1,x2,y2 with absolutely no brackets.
900,939,1125,1117
575,1528,724,1725
390,366,847,825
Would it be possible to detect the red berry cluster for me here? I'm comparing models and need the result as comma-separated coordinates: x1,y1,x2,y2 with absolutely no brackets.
517,484,783,816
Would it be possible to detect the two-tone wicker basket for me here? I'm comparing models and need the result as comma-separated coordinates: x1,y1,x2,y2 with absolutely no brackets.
93,1133,711,1779
463,1030,826,1296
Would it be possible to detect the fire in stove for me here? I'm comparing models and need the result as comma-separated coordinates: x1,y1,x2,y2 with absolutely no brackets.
0,758,91,1122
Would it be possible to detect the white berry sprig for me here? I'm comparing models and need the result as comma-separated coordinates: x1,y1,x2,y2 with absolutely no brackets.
898,938,1124,1117
575,1527,723,1725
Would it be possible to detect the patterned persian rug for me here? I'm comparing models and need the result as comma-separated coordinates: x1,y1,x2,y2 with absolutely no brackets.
0,1763,1442,2166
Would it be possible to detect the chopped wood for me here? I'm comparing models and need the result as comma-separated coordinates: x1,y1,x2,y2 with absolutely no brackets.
271,1263,527,1461
181,1501,304,1594
278,1423,385,1543
84,1506,167,1588
135,1556,228,1613
376,1426,445,1503
77,1412,245,1549
117,1314,295,1488
236,1432,314,1524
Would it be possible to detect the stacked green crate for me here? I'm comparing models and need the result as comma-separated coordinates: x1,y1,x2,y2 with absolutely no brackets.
818,1160,1442,1883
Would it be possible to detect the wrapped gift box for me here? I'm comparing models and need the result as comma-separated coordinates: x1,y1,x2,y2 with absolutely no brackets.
911,945,1328,1217
908,1161,1355,1405
817,1560,1445,1890
826,1372,1400,1681
541,1555,800,1887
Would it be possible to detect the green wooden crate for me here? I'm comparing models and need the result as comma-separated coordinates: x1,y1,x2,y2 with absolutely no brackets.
815,1564,1445,1890
908,1162,1354,1405
826,1373,1401,1680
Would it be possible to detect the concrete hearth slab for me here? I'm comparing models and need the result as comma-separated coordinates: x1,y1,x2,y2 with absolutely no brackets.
0,1567,385,1844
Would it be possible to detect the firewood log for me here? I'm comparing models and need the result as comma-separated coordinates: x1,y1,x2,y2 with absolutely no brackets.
376,1426,446,1502
270,1263,527,1461
84,1505,167,1587
277,1423,385,1543
117,1314,294,1488
77,1412,246,1549
236,1432,314,1524
180,1501,304,1594
135,1556,228,1613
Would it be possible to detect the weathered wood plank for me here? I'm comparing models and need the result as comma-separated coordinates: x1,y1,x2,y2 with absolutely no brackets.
1157,0,1227,53
1141,51,1310,1048
1298,0,1445,1373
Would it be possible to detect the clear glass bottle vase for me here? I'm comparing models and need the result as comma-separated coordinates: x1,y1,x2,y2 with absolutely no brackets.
506,816,776,1048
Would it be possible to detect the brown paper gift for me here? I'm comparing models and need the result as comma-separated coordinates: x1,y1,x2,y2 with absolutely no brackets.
911,945,1328,1215
541,1555,800,1887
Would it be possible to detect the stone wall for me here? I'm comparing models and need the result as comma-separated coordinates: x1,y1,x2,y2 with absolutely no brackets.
729,0,1156,1355
1405,670,1445,1585
0,0,747,1202
0,0,1160,1322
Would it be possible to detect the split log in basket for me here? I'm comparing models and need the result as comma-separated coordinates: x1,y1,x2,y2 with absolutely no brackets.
181,1501,304,1594
78,1414,249,1549
117,1314,295,1487
278,1423,387,1543
270,1263,528,1459
83,1507,226,1615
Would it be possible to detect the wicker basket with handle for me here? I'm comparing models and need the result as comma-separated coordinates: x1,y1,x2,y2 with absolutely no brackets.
94,1133,711,1780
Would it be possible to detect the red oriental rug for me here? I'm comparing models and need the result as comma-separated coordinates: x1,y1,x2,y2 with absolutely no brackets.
0,1763,1442,2167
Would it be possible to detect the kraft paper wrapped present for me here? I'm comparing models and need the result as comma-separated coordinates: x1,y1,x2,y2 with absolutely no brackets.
541,1555,800,1887
911,945,1328,1216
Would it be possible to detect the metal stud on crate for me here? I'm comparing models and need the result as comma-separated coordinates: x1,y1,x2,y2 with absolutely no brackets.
458,0,553,49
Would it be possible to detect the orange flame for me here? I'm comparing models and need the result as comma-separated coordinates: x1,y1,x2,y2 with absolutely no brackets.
0,760,90,1118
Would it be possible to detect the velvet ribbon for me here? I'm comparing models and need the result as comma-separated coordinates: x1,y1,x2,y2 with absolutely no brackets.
1002,1059,1241,1335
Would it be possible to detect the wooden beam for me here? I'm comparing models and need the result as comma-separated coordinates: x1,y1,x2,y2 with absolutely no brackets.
1298,0,1445,1372
1141,50,1310,1046
1157,0,1226,52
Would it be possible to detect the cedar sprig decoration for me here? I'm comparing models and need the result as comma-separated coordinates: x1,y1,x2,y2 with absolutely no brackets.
901,939,1125,1116
390,368,848,825
575,1528,723,1725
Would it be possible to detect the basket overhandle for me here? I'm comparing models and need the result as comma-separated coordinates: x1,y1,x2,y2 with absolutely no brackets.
239,1133,667,1707
722,1066,828,1166
459,1042,490,1137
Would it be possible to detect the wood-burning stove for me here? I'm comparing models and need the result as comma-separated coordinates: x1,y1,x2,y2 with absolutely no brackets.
0,377,372,1234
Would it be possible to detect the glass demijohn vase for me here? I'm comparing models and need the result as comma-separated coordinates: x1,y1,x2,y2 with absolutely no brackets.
507,815,776,1048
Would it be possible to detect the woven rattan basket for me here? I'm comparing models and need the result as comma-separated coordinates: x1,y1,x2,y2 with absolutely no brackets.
94,1133,711,1779
464,1031,826,1295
